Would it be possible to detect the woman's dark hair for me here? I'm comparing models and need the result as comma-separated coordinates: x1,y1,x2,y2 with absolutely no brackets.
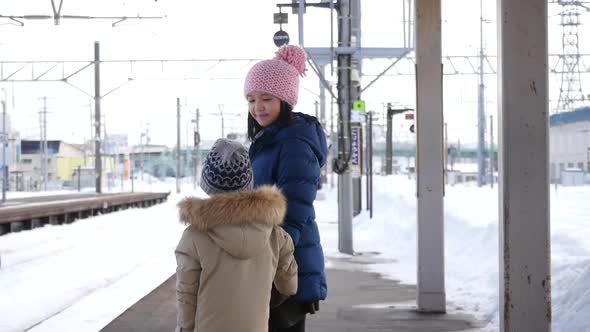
247,100,294,141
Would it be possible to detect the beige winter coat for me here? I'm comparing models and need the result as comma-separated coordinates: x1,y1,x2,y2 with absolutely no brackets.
174,185,298,332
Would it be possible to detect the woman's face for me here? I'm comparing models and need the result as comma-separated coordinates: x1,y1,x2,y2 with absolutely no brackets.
247,91,281,128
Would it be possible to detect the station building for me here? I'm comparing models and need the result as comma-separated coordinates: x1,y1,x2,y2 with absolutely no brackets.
549,106,590,184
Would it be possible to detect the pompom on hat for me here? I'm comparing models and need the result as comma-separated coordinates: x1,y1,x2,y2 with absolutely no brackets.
244,45,307,107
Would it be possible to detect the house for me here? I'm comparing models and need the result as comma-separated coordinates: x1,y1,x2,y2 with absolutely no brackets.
17,140,114,190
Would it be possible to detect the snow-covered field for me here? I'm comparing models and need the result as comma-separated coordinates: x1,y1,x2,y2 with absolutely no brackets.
1,175,589,331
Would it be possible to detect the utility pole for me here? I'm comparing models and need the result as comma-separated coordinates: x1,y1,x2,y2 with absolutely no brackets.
319,65,327,128
219,104,225,139
40,96,48,191
1,99,6,203
94,41,102,194
350,0,362,217
490,115,494,188
335,0,354,255
314,100,319,119
385,104,393,175
315,100,327,185
176,98,181,194
298,0,305,46
366,111,373,219
89,102,93,168
330,87,335,189
477,0,487,187
103,115,110,192
140,123,144,181
444,122,448,179
193,108,200,190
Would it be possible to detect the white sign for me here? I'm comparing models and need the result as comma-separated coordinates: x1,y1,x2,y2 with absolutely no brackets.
350,125,362,177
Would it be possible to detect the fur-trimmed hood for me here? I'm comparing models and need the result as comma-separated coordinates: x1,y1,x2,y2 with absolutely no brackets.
177,185,287,259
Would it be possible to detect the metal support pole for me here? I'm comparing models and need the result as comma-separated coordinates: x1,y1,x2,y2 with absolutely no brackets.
477,0,487,187
366,111,373,218
42,96,48,191
176,98,181,194
319,64,327,128
330,86,336,189
498,0,550,329
315,100,319,119
350,0,362,217
336,0,354,255
1,100,6,203
94,41,102,194
415,0,446,313
131,166,134,193
352,126,362,216
490,115,494,188
385,107,393,175
298,0,304,46
194,108,200,190
319,64,328,186
77,165,81,192
444,122,448,181
140,125,144,181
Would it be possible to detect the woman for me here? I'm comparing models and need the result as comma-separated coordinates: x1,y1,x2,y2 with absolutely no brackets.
244,45,328,332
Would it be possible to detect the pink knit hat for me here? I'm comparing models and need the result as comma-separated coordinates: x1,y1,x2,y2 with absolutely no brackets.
244,45,306,107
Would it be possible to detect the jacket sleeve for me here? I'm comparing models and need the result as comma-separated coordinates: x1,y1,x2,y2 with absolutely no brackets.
276,138,321,246
273,226,298,296
175,228,202,332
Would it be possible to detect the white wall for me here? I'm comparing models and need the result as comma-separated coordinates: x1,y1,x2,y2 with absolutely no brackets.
550,120,590,180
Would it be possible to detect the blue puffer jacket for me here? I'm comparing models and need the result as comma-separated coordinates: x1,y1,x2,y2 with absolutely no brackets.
249,112,328,303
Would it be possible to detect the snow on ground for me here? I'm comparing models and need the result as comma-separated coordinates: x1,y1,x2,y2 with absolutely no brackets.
315,176,590,332
0,179,202,332
0,175,589,331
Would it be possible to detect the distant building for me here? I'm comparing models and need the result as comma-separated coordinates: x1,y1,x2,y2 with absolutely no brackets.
16,140,114,190
549,107,590,183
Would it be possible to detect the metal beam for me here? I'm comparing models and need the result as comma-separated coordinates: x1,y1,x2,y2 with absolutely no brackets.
415,0,446,313
306,47,411,61
498,0,551,329
3,55,590,82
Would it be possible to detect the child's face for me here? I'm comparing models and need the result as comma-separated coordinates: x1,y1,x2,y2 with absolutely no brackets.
247,91,281,128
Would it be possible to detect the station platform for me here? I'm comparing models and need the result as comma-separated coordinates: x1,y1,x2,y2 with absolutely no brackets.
1,192,98,207
0,192,169,235
102,259,482,332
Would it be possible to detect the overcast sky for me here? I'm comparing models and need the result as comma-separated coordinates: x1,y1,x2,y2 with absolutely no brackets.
1,0,589,147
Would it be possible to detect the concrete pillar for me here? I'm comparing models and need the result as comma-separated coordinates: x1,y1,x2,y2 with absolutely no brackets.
0,224,10,235
497,0,550,330
415,0,445,313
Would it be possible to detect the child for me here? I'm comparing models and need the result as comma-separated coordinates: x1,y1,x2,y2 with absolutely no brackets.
174,138,297,332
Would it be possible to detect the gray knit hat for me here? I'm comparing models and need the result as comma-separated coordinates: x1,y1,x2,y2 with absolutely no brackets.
199,138,253,195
